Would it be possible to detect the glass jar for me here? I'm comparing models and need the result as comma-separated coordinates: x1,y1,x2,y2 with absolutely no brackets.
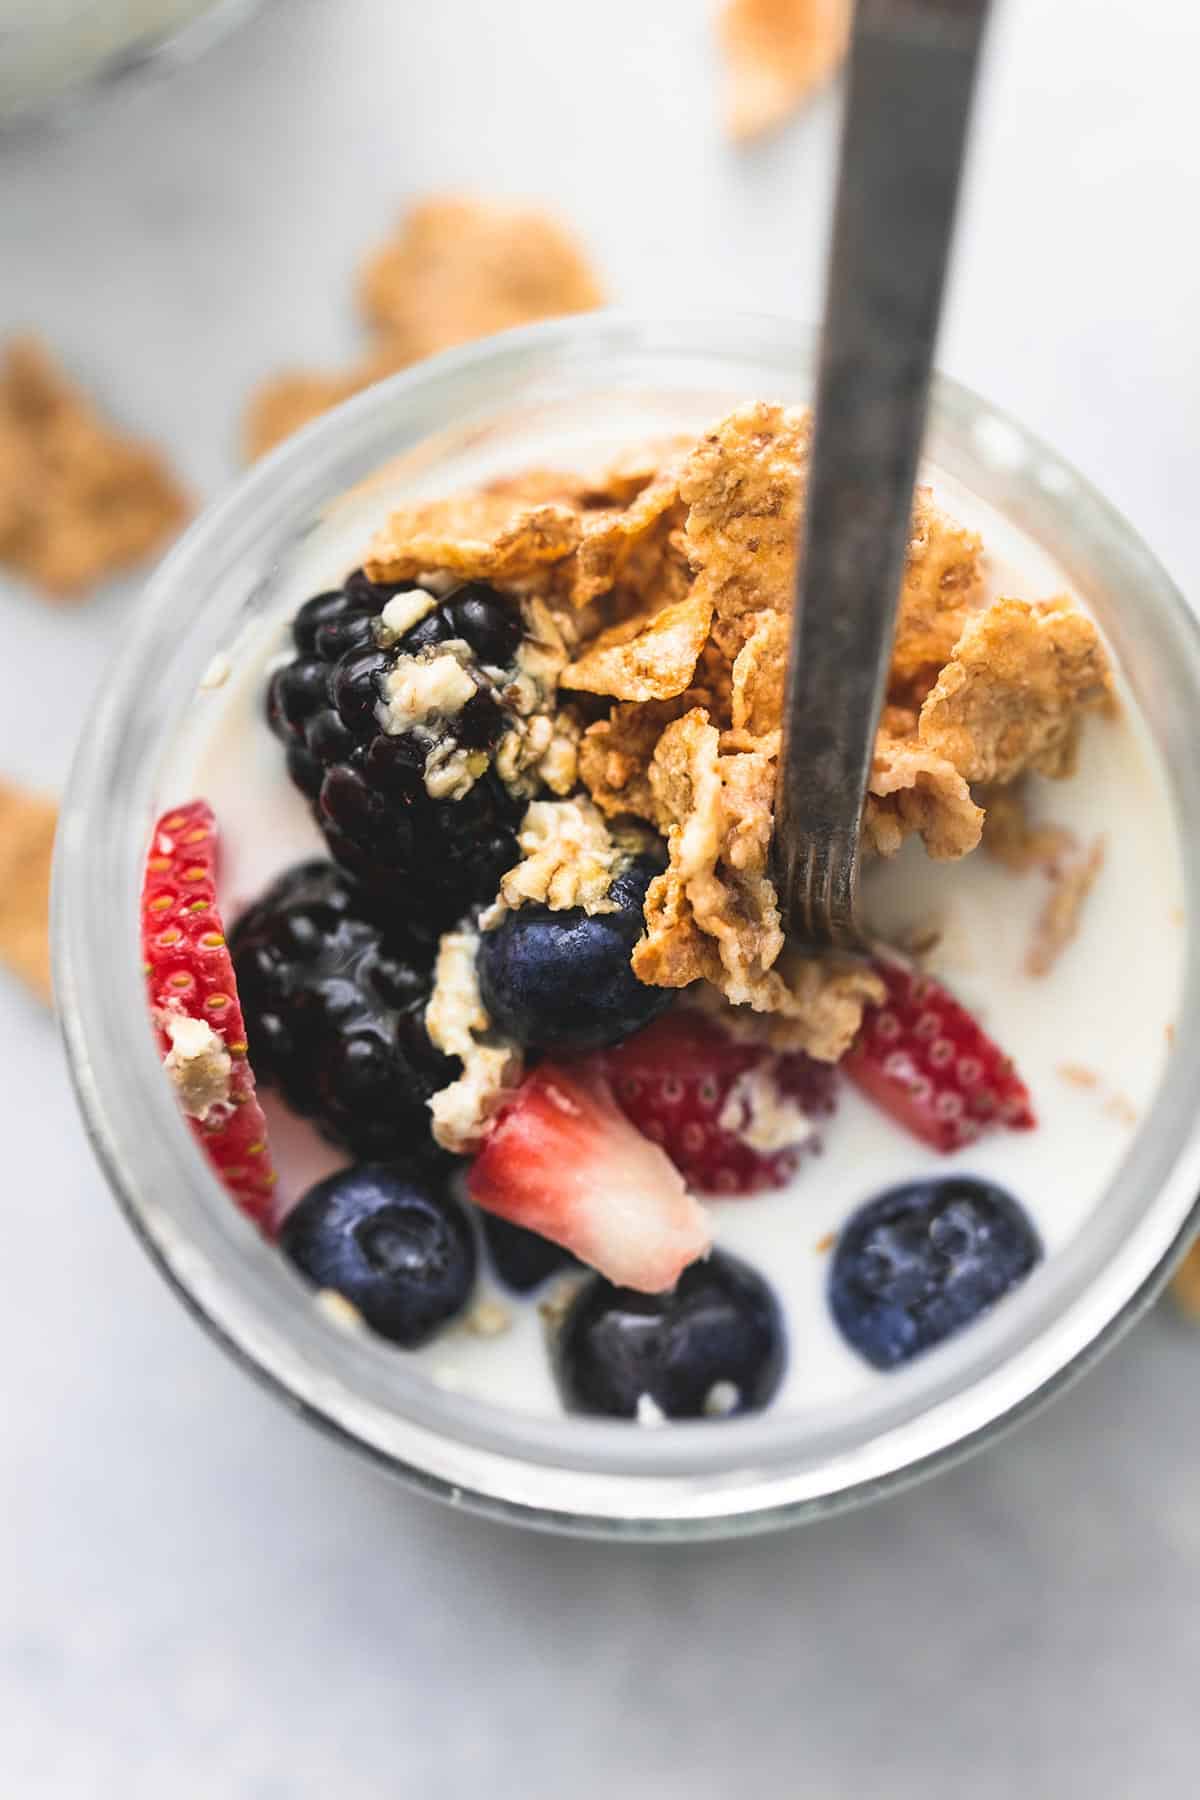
54,313,1200,1538
0,0,258,128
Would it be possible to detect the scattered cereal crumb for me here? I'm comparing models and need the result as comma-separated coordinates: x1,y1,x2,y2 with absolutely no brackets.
719,0,850,141
199,653,232,692
636,1392,667,1427
0,337,188,598
1170,1244,1200,1321
464,1297,513,1339
1167,1022,1176,1049
1026,838,1105,977
358,194,605,357
703,1380,741,1417
314,1288,364,1333
0,778,57,1004
894,917,944,960
245,196,604,458
1104,1093,1138,1127
980,782,1077,872
1171,905,1186,927
1057,1063,1099,1090
814,1231,836,1254
538,1275,586,1333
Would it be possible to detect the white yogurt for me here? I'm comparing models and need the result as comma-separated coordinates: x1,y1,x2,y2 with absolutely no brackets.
161,471,1186,1421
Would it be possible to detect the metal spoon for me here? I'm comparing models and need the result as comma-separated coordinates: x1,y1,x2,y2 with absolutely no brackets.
774,0,993,950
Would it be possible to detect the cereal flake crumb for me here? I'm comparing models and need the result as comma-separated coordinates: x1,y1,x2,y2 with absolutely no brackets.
245,196,604,457
0,778,56,1003
561,585,713,703
863,727,983,861
1026,838,1105,977
920,597,1115,785
719,0,850,141
426,927,522,1154
161,1013,233,1121
679,401,811,664
498,797,622,915
1104,1092,1138,1127
636,1392,668,1427
890,491,985,701
1171,1244,1200,1321
1057,1063,1099,1090
359,194,605,358
980,782,1077,872
366,493,580,587
464,1297,513,1339
315,1288,365,1333
0,337,187,598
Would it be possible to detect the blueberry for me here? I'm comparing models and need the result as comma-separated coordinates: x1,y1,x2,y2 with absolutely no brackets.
444,583,523,666
280,1163,476,1348
476,855,673,1052
557,1250,785,1420
829,1177,1042,1370
482,1213,577,1293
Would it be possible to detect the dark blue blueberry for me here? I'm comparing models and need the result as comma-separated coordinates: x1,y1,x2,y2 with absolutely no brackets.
557,1250,785,1420
444,583,523,666
280,1163,476,1348
482,1213,578,1293
829,1177,1042,1370
476,855,673,1052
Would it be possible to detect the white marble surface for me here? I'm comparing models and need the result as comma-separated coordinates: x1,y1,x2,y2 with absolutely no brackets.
2,1,1199,1793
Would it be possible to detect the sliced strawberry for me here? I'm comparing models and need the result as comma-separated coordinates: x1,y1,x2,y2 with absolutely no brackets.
468,1064,712,1294
844,958,1036,1153
596,1013,836,1196
142,800,277,1229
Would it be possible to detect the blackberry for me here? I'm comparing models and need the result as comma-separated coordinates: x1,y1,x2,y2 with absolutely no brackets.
266,570,528,932
230,860,456,1163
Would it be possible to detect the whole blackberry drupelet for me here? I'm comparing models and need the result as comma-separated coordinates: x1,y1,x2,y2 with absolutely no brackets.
266,569,528,932
231,860,456,1164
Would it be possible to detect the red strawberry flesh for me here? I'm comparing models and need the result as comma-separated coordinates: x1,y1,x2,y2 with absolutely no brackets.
142,800,278,1229
468,1063,712,1293
844,957,1036,1152
597,1012,836,1196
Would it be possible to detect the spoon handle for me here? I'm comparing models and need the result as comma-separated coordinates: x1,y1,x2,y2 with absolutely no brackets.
775,0,992,948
